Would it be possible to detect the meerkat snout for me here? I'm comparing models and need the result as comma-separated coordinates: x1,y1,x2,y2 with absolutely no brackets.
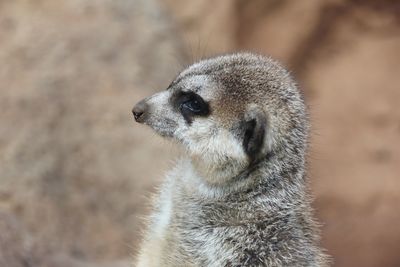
132,99,148,122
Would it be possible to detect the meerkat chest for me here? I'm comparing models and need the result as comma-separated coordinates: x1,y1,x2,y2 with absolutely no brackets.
149,164,191,244
152,182,174,239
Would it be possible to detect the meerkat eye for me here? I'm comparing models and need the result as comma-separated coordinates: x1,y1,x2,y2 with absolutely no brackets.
175,91,209,123
179,93,208,115
182,99,202,113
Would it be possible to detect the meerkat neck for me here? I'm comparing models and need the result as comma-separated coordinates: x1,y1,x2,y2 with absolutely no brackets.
181,148,306,202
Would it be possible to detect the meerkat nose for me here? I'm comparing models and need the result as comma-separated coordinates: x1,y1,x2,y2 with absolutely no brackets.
132,99,148,122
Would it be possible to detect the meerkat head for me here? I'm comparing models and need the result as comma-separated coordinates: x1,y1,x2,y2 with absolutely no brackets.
133,53,307,185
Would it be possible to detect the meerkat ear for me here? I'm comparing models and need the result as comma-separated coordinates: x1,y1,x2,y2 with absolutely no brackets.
243,108,266,161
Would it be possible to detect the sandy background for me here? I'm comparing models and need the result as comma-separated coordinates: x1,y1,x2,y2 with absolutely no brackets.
0,0,399,266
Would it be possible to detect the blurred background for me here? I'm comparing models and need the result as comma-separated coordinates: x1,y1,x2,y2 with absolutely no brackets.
0,0,399,266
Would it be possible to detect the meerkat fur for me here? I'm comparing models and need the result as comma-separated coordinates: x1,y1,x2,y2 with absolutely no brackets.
132,53,330,267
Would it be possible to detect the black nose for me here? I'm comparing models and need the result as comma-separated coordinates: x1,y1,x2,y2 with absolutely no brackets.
132,99,148,122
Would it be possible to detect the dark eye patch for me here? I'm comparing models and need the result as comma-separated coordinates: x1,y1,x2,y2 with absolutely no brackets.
171,91,210,124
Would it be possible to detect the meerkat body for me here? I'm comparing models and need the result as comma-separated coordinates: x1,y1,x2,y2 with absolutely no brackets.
133,53,329,266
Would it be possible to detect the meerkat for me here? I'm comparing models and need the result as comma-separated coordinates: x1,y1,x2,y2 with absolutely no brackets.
132,53,329,267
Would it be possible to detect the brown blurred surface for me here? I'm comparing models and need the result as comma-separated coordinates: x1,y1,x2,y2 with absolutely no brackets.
1,0,399,266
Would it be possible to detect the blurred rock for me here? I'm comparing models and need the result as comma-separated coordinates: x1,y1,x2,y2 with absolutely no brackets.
0,0,183,263
164,0,237,57
0,211,49,267
0,211,132,267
